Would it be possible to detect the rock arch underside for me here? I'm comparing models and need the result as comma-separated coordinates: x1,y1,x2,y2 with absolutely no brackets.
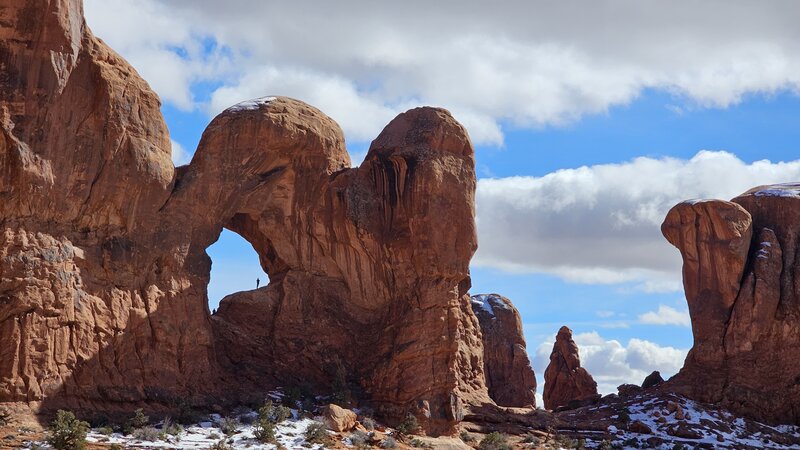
3,0,800,437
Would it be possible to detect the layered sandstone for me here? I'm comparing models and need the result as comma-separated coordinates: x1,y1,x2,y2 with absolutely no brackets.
470,294,537,407
0,0,493,434
543,326,599,410
663,184,800,424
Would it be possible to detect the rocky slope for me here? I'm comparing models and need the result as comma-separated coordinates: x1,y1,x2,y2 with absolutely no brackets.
663,184,800,425
543,326,600,410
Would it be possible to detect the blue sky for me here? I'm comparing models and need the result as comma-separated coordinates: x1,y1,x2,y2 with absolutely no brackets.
85,0,800,396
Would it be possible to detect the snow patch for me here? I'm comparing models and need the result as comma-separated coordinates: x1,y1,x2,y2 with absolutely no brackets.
225,96,277,113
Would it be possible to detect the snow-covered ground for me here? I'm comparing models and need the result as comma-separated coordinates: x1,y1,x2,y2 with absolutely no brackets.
85,414,328,449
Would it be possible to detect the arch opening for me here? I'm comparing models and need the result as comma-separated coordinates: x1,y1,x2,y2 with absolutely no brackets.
207,228,269,313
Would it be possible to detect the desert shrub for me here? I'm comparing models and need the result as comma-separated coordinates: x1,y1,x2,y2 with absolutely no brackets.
207,432,221,440
304,421,332,446
160,416,183,437
411,437,433,448
259,401,292,424
0,409,9,426
252,419,275,443
46,410,90,450
521,433,538,444
219,417,239,436
361,416,376,431
108,445,123,450
97,426,114,436
460,430,476,442
350,430,371,448
132,426,160,441
123,408,149,434
395,414,419,435
381,436,398,449
478,431,511,450
209,439,233,450
175,399,203,425
597,440,614,450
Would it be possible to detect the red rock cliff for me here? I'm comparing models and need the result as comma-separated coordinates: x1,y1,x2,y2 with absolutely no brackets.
543,326,599,410
0,0,502,434
663,184,800,424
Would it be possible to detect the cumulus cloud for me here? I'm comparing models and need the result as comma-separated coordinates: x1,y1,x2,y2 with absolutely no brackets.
533,331,688,394
85,0,800,146
474,151,800,289
639,305,691,327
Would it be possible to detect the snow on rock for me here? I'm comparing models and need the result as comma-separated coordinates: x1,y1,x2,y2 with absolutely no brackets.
225,97,277,113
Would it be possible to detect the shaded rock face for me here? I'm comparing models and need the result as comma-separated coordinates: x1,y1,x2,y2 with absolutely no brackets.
470,294,537,407
663,184,800,424
543,326,599,410
0,0,491,433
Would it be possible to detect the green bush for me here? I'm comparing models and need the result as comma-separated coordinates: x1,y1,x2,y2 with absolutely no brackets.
460,430,476,442
252,419,275,443
46,410,90,450
97,426,114,436
304,421,332,446
258,401,291,424
410,437,433,448
478,431,512,450
396,414,419,435
160,416,183,437
380,436,398,449
0,409,10,426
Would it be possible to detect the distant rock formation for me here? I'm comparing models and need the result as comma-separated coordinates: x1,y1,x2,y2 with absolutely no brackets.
642,371,664,389
543,326,600,410
0,0,517,434
663,183,800,424
471,294,537,407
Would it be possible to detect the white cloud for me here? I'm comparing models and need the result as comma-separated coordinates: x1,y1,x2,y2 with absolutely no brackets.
84,0,800,146
170,140,192,166
533,331,688,395
638,305,691,327
474,151,800,289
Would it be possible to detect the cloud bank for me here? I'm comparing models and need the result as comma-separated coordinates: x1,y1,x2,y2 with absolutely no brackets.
475,151,800,290
85,0,800,146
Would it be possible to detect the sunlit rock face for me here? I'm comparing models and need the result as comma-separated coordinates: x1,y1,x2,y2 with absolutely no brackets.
471,294,537,407
663,183,800,424
0,0,521,434
543,326,599,410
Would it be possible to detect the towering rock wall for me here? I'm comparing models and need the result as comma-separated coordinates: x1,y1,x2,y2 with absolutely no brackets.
663,184,800,424
0,0,502,434
471,294,537,407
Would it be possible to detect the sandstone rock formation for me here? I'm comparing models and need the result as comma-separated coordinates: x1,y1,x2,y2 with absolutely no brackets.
663,184,800,424
321,404,357,432
0,0,502,434
642,371,664,389
543,326,599,410
470,294,537,407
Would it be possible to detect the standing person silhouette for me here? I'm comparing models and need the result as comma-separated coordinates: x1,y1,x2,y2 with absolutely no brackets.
256,278,260,289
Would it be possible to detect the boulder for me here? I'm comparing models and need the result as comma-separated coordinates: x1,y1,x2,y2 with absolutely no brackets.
321,404,357,432
471,294,537,407
543,326,600,410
